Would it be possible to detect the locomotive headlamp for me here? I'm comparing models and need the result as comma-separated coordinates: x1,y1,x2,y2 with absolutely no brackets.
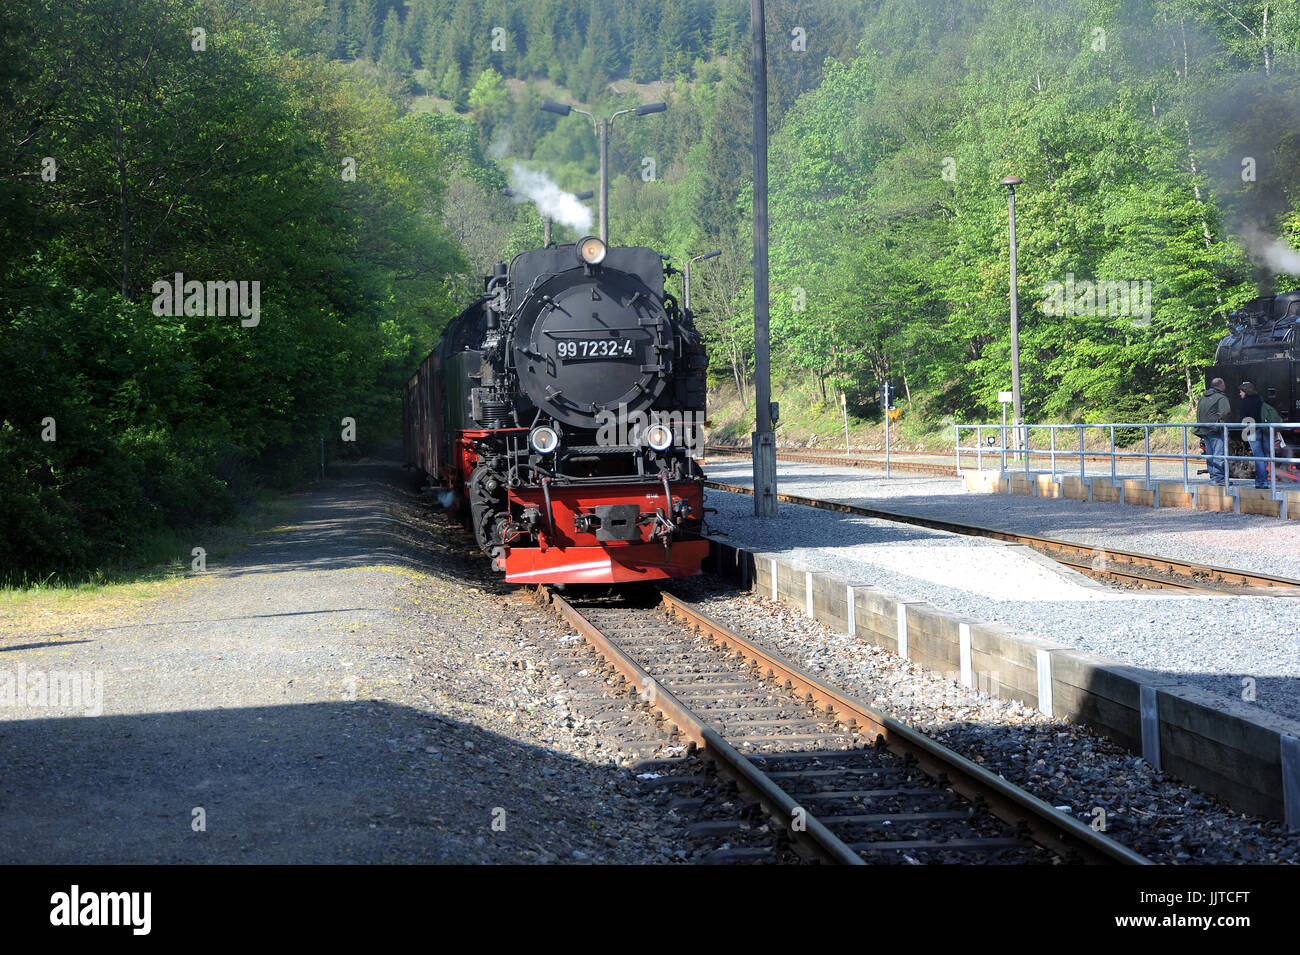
645,423,673,452
529,426,560,454
578,236,607,266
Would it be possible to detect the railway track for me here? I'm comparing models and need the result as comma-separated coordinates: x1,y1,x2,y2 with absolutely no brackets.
706,480,1300,595
705,443,1207,479
539,585,1150,865
705,444,963,477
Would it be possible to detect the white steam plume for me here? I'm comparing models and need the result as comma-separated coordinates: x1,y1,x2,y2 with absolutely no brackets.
508,163,593,233
487,126,511,160
1243,225,1300,275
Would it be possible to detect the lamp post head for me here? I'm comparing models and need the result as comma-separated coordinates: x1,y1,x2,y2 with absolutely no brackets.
635,102,667,116
1000,175,1022,189
575,190,594,201
539,100,572,116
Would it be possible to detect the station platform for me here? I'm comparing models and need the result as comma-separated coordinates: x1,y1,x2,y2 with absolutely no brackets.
965,469,1300,520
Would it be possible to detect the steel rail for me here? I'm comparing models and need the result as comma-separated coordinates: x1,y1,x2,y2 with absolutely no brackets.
706,480,1300,595
658,592,1152,865
537,585,865,865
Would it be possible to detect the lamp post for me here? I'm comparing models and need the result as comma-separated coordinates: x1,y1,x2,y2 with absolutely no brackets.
502,187,594,247
751,0,777,516
683,249,721,313
540,100,666,244
1001,175,1024,455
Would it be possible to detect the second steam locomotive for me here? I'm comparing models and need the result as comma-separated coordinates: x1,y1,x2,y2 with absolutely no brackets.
404,236,710,584
1206,289,1300,479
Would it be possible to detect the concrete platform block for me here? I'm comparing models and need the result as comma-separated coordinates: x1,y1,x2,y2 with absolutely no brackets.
1155,482,1196,509
1059,476,1089,500
1237,487,1281,517
1121,479,1155,507
1196,485,1234,512
1090,481,1122,504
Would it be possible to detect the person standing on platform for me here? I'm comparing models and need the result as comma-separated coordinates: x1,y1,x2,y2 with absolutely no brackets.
1238,381,1268,489
1195,377,1230,483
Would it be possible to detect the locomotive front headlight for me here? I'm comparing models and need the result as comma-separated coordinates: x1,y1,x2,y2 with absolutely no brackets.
645,423,673,452
530,426,560,454
577,236,607,266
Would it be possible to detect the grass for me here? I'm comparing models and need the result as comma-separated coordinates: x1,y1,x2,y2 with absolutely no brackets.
706,378,956,453
0,489,303,613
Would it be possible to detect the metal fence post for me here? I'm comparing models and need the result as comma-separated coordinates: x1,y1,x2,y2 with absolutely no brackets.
1110,425,1116,483
1222,423,1230,489
1049,426,1056,478
1144,425,1151,486
1270,423,1277,494
1182,425,1188,489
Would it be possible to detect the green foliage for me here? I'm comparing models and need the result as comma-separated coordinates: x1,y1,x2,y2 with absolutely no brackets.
0,0,497,581
761,0,1300,425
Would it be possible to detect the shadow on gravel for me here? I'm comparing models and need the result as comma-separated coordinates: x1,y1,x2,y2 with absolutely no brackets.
0,699,638,864
209,461,506,595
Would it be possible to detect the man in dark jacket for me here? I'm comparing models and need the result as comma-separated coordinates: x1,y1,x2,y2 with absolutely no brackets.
1238,380,1268,488
1194,378,1230,483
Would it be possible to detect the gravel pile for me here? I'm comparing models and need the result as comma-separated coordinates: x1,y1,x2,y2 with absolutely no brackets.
705,464,1300,723
669,576,1300,864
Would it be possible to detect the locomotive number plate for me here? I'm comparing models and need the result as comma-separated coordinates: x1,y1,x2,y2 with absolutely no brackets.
556,338,634,359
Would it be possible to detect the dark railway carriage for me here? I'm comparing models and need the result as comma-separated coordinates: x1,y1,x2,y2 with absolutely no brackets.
404,237,709,584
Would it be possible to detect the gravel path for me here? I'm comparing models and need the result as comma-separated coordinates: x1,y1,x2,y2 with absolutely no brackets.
0,460,693,864
703,462,1300,724
669,576,1300,864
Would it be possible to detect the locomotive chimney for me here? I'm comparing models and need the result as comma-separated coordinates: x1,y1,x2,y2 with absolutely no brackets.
1257,271,1276,299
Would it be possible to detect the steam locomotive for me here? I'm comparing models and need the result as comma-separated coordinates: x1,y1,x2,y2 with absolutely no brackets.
1205,289,1300,479
403,237,710,584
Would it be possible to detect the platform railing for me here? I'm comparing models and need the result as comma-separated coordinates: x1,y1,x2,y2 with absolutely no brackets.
954,421,1297,498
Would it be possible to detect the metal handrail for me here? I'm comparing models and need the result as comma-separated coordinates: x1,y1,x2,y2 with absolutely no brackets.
954,421,1296,499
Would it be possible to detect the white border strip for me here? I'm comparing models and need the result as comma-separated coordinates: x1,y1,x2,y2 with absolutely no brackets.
1036,648,1054,717
1140,685,1161,770
896,604,908,659
959,623,972,688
